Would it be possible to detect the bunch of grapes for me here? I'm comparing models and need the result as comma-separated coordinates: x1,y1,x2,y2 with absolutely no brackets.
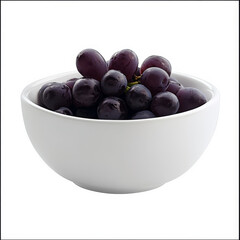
38,49,207,120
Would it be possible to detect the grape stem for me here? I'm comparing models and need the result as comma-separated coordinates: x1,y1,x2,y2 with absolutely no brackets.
128,81,140,87
125,86,131,92
134,75,142,81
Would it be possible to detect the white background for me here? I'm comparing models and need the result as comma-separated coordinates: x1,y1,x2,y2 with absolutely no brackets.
1,1,239,239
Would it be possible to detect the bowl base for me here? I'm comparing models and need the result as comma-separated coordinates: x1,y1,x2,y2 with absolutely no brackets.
72,181,165,194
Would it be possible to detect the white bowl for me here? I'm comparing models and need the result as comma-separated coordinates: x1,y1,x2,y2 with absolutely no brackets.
21,71,220,193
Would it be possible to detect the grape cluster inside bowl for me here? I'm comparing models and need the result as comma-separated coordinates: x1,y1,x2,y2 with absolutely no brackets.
21,71,219,193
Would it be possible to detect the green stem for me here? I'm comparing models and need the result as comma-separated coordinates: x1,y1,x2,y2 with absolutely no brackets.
128,81,140,87
134,75,142,81
125,86,131,92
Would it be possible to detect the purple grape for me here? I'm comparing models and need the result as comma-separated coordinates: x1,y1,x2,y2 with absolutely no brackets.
38,82,57,107
131,110,155,120
42,83,72,110
108,49,138,81
169,77,180,84
166,77,183,95
74,107,98,119
125,84,152,112
140,55,172,76
97,97,128,120
141,67,170,95
101,70,128,97
76,49,108,81
72,78,102,108
150,91,179,117
65,78,81,90
176,87,207,113
55,107,73,116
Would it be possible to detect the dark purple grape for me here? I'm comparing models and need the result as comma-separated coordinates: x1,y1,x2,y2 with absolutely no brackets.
166,77,183,95
74,107,98,119
65,78,81,90
108,49,138,81
168,77,180,84
101,70,128,97
141,67,170,95
131,110,155,120
150,91,179,117
76,49,108,81
125,84,152,112
176,87,207,113
38,82,57,107
140,55,172,76
72,78,102,108
42,83,72,110
55,107,73,116
97,97,128,120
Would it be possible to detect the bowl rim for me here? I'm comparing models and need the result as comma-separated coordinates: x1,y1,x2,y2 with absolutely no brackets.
21,71,220,123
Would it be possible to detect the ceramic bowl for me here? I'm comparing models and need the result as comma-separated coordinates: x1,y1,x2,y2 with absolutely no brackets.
21,71,220,193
